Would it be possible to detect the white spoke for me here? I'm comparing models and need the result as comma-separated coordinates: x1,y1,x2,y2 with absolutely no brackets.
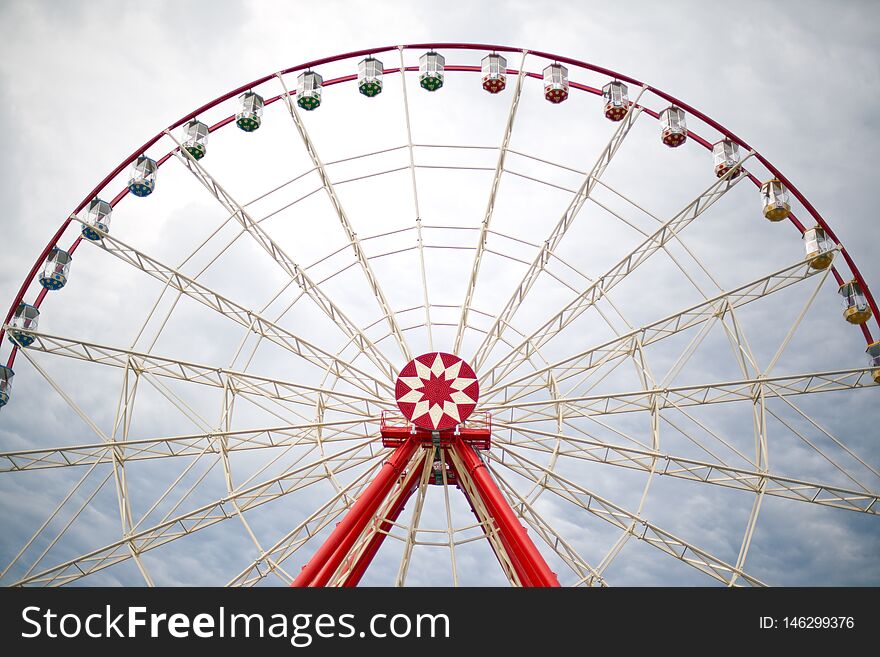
13,439,384,586
278,74,412,363
491,446,766,586
478,153,753,386
0,419,375,472
395,451,434,587
229,458,386,586
454,51,528,355
487,367,876,420
446,447,522,586
398,47,434,351
482,254,835,402
471,89,647,370
74,223,392,398
1,462,108,580
491,465,607,585
497,423,879,513
167,130,399,382
330,449,429,587
12,329,388,414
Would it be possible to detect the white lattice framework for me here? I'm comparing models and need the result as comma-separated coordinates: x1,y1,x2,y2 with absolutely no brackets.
0,45,877,588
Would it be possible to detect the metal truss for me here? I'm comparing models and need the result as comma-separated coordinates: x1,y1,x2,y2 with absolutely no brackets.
496,422,878,514
491,446,767,587
471,86,648,370
278,74,412,364
482,254,836,400
73,222,391,398
9,328,388,415
167,131,399,382
488,367,876,421
477,153,752,384
0,419,376,472
2,47,876,589
12,439,384,586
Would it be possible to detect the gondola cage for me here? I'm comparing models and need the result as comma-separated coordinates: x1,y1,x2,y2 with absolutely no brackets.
481,53,507,94
358,57,384,97
38,247,72,291
802,225,834,270
81,197,112,241
182,119,209,160
602,80,629,121
660,106,687,147
8,302,39,347
543,63,568,103
760,179,791,221
419,51,445,91
838,279,872,325
236,91,264,132
430,458,457,486
128,155,157,197
297,71,323,110
867,342,880,385
0,365,12,408
712,139,741,178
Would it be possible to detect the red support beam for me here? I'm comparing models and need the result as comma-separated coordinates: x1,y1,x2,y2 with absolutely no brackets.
341,458,423,587
292,438,558,587
452,441,560,587
458,468,534,586
291,438,419,587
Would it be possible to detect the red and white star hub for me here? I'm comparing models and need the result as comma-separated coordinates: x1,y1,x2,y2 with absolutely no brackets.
292,352,558,588
395,352,479,430
382,352,491,450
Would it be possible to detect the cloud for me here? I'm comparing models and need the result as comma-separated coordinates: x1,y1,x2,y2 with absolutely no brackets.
0,0,877,587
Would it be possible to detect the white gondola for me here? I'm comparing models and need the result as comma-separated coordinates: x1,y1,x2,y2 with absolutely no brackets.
802,225,834,270
712,139,741,178
128,155,157,197
38,247,71,291
602,80,628,121
543,63,568,103
419,51,445,91
81,198,112,241
760,179,791,221
182,119,209,160
8,302,39,347
481,53,507,94
839,280,872,325
660,106,687,147
236,91,264,131
0,365,12,408
867,342,880,384
297,71,323,110
358,57,384,97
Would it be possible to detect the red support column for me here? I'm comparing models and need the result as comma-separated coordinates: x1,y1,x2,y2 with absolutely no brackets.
291,438,419,587
452,441,560,587
341,460,422,587
458,469,535,586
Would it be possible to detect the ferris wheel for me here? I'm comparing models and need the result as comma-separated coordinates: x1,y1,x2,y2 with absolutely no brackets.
1,43,877,587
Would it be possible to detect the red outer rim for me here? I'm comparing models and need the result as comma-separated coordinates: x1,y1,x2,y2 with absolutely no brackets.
4,43,875,371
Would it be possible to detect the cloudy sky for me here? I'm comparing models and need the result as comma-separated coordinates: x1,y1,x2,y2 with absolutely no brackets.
0,0,877,587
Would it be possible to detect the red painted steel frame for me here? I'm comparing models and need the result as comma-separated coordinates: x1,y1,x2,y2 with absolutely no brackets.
296,438,559,587
457,461,535,586
291,437,418,587
341,458,423,587
452,441,560,587
4,43,876,374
